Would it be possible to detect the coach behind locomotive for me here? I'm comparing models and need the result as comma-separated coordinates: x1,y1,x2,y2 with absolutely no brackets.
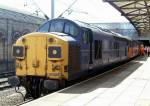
8,18,139,98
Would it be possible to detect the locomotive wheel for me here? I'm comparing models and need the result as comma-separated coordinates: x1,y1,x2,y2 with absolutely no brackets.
59,79,66,89
30,79,41,98
25,78,42,99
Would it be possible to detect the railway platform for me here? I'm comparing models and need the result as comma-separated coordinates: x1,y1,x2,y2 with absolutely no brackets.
22,56,150,106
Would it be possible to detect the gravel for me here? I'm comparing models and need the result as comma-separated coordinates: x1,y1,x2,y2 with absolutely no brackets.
0,87,26,106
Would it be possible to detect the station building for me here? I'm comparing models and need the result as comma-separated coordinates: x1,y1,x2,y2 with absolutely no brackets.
0,6,45,73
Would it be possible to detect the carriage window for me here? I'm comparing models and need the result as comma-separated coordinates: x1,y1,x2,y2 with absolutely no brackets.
38,22,50,32
50,21,64,32
64,23,79,37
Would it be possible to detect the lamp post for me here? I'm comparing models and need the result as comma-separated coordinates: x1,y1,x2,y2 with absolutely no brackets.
51,0,54,19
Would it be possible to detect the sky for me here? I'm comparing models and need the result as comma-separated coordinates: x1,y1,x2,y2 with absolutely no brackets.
0,0,129,23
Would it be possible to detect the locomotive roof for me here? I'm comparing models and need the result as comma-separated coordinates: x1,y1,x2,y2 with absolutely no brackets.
49,18,132,41
74,20,132,41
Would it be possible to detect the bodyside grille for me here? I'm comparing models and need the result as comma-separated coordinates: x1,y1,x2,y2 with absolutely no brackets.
68,44,80,71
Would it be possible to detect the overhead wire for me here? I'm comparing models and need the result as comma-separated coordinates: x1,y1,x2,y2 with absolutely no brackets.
56,0,101,20
58,0,78,17
23,0,49,20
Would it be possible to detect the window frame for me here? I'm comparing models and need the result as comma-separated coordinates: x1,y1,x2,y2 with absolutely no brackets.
37,20,80,38
82,31,89,44
49,20,65,33
64,22,79,37
37,21,50,32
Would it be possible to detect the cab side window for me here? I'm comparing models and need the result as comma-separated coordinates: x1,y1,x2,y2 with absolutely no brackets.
50,21,64,32
38,22,50,32
64,22,79,37
82,30,89,44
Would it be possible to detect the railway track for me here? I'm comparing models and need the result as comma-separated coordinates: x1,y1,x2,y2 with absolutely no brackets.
0,71,35,106
0,78,11,90
0,86,26,106
0,71,15,78
0,71,15,90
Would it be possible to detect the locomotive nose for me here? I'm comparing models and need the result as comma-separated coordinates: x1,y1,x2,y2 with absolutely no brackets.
13,34,48,76
14,32,69,80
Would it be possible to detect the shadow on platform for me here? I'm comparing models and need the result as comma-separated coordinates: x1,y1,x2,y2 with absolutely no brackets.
135,55,148,61
60,56,143,94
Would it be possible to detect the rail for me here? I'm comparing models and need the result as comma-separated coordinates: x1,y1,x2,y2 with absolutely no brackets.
0,71,15,78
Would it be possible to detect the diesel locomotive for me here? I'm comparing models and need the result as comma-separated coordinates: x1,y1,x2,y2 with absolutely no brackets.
8,18,139,98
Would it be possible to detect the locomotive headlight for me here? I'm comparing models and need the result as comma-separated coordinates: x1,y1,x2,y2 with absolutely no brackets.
48,46,61,59
52,49,57,55
12,46,25,59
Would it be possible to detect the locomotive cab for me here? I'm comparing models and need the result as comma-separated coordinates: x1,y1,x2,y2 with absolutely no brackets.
9,32,71,98
8,18,82,98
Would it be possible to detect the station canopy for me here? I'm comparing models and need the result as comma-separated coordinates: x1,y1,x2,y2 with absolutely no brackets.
104,0,150,36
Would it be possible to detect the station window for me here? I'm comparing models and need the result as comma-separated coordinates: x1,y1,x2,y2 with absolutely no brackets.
94,40,102,59
38,22,50,32
64,23,79,37
50,21,64,32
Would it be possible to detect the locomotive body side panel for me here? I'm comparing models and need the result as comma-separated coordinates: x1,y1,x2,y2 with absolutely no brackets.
67,43,81,80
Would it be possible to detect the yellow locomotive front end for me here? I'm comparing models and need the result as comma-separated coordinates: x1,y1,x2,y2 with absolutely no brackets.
14,32,68,79
9,32,69,98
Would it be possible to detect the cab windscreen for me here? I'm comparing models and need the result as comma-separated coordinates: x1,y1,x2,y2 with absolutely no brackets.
48,46,61,58
13,46,24,58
